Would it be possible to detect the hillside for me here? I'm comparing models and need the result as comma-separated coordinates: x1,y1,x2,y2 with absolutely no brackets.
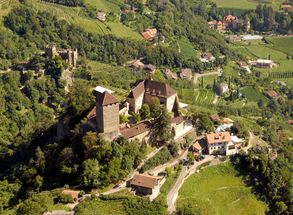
0,0,143,40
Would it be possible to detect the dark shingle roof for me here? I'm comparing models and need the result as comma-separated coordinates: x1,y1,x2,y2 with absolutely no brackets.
128,80,176,100
96,91,119,106
144,80,176,98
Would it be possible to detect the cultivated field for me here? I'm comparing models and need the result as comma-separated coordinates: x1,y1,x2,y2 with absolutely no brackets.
84,0,123,13
177,163,268,215
240,86,269,104
178,88,215,105
212,0,284,11
267,37,293,56
6,0,143,40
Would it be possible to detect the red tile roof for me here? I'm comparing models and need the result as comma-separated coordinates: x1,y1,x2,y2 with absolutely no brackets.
210,114,220,122
180,68,192,80
96,91,119,106
266,90,279,98
120,121,150,139
131,174,161,189
206,132,232,144
62,190,80,200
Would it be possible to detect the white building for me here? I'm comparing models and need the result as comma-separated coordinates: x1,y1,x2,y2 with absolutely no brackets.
130,174,166,201
249,59,275,68
206,132,237,155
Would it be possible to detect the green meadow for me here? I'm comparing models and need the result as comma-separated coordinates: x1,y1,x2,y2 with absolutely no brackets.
267,37,293,56
178,38,197,59
211,0,284,11
177,163,268,215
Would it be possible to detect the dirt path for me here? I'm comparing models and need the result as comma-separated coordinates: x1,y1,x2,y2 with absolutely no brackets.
212,95,219,104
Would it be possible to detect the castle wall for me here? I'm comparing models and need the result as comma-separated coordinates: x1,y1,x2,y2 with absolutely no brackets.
166,94,176,112
96,104,104,132
101,103,120,133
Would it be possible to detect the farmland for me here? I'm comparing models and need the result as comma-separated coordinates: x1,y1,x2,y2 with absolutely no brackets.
177,88,215,105
267,37,293,56
211,0,284,11
177,163,268,215
84,0,123,13
240,86,269,105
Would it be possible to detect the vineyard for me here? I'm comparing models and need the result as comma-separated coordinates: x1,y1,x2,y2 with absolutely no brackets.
269,71,293,79
178,88,215,105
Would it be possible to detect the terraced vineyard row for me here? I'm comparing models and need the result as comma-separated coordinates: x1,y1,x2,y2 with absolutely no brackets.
178,88,215,105
269,71,293,79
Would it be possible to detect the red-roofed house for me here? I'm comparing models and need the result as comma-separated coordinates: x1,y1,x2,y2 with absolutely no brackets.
120,121,151,141
180,68,192,80
266,90,280,100
206,132,236,155
130,173,166,201
141,28,157,41
62,189,80,202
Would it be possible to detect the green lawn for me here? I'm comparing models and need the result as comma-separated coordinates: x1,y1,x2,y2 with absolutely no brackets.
84,0,123,13
75,198,126,215
211,0,284,10
178,38,197,59
177,163,268,215
240,86,269,104
246,45,287,60
267,37,293,56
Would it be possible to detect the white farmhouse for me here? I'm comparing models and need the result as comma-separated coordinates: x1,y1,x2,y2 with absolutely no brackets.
206,132,237,155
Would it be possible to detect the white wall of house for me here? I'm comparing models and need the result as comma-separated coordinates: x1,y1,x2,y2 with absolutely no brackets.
208,141,237,155
225,141,237,155
134,93,144,113
129,131,150,142
208,142,226,154
166,95,176,112
149,177,166,201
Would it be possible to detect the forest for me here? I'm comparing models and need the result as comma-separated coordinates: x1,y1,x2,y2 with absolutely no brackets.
0,0,292,214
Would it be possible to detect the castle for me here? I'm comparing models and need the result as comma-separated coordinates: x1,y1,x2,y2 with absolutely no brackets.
87,80,193,141
126,79,179,113
45,45,78,67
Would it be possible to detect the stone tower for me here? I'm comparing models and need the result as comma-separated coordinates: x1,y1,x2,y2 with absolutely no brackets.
96,91,120,134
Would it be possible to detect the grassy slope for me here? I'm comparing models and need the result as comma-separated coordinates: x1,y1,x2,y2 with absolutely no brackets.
211,0,284,10
240,86,269,104
178,38,197,59
0,0,142,40
84,0,123,13
76,198,127,215
177,163,268,215
267,37,293,56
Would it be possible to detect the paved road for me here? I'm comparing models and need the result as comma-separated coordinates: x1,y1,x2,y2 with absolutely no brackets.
193,71,219,85
167,155,215,214
147,149,188,176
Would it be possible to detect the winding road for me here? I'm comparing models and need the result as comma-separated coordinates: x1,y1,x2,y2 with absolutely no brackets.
167,155,215,214
102,146,163,195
